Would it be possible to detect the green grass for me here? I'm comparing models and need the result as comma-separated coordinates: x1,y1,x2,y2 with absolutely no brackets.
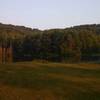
0,62,100,100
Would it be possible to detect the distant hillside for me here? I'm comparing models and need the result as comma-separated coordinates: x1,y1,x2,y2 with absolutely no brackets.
0,23,100,62
0,23,41,38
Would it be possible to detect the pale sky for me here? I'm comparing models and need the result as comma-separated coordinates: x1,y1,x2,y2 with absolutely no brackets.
0,0,100,30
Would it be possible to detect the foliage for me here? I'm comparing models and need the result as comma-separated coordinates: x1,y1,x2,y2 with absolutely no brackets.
0,23,100,62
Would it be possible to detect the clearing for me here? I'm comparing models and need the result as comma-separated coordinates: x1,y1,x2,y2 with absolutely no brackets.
0,62,100,100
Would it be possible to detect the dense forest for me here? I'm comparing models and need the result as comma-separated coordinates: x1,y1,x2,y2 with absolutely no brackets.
0,23,100,62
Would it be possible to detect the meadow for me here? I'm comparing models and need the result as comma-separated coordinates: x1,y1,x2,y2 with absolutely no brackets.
0,62,100,100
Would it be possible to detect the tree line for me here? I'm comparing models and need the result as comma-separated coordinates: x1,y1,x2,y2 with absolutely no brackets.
0,23,100,62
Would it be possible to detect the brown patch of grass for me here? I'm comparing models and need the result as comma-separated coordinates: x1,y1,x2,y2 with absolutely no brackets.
0,62,100,100
9,61,100,71
47,73,100,83
0,84,56,100
31,61,100,70
47,73,100,92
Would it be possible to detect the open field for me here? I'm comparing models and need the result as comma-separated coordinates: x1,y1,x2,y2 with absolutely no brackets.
0,62,100,100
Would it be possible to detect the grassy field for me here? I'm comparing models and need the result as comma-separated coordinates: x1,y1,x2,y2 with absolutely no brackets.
0,62,100,100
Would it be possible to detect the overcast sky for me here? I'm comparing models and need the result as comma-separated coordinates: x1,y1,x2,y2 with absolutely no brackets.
0,0,100,29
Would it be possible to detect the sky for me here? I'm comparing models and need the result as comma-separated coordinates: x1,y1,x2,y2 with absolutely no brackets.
0,0,100,30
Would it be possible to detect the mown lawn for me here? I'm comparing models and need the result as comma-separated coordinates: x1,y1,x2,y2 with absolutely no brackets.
0,62,100,100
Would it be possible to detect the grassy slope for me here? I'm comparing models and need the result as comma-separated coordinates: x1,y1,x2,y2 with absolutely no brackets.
0,62,100,100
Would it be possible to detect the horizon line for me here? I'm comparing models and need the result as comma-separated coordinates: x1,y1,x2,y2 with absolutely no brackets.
0,21,100,31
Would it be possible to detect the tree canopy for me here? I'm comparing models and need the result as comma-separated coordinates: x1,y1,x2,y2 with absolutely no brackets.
0,23,100,62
